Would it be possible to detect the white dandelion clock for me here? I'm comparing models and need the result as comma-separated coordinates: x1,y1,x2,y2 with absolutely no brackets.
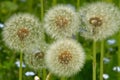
24,42,48,70
24,50,46,70
44,5,79,39
2,13,45,52
45,39,85,77
79,2,120,41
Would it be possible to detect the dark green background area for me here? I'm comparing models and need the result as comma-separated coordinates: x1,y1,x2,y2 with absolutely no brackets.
0,0,120,80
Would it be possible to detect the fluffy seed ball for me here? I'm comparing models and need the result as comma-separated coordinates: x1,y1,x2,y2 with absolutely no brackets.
44,5,79,39
2,13,45,52
79,2,120,41
24,42,48,70
45,39,85,77
24,50,46,70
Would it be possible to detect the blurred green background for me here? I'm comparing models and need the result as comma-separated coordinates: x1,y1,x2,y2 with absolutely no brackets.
0,0,120,80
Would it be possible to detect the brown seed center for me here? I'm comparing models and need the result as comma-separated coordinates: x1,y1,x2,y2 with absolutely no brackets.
89,17,102,27
34,52,44,59
17,28,29,41
30,52,44,66
55,16,69,28
58,51,72,65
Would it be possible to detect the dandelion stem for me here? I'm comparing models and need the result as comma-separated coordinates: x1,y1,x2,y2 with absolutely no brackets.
75,0,80,42
107,0,112,3
99,0,105,79
118,0,120,80
40,0,46,80
40,0,44,20
43,69,47,80
46,73,51,80
61,77,66,80
28,0,33,12
118,32,120,80
93,40,96,80
13,0,17,3
77,0,80,9
100,40,104,80
52,0,57,6
19,51,23,80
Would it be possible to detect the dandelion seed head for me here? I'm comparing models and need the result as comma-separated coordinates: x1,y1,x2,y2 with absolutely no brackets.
2,13,45,52
44,5,79,39
24,50,46,70
79,2,120,41
45,39,85,77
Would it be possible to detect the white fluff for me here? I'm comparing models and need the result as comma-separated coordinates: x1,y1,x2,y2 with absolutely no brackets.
45,39,85,77
79,2,120,41
2,13,45,52
44,5,80,39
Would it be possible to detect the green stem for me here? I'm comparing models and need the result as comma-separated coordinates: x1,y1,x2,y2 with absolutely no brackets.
61,77,66,80
40,0,44,20
13,0,17,3
52,0,57,6
100,40,104,80
40,0,46,80
118,1,120,80
77,0,80,10
19,51,23,80
43,69,47,80
28,0,33,12
93,40,96,80
118,33,120,80
107,0,112,2
75,0,80,41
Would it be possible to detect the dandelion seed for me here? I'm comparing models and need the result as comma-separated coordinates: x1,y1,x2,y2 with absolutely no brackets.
45,39,85,77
